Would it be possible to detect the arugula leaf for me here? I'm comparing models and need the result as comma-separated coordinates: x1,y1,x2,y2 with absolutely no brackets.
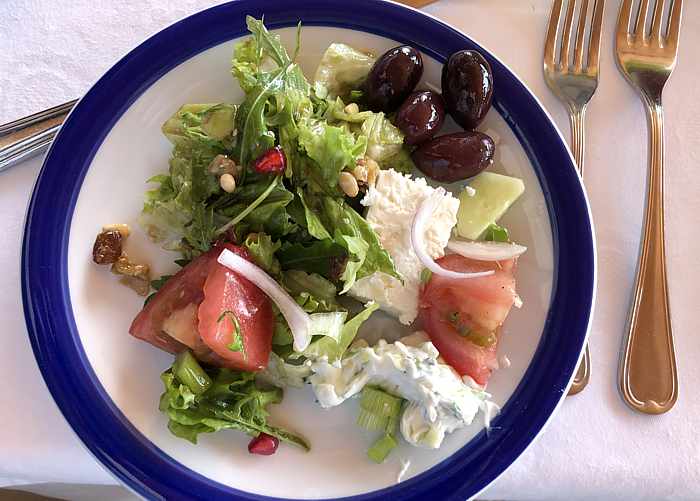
243,233,281,276
160,363,309,450
320,197,399,292
184,204,215,255
292,189,331,240
277,240,347,277
232,16,311,175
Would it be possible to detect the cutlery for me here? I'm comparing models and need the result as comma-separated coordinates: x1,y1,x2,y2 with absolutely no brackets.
0,100,76,173
544,0,604,396
615,0,681,414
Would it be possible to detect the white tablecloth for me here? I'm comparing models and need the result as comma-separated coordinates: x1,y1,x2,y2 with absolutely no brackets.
2,1,699,500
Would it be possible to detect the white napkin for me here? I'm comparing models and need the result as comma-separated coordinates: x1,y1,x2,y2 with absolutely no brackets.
1,1,700,499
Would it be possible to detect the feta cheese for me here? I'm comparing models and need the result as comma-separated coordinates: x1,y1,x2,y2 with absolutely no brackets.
350,169,459,324
308,333,495,449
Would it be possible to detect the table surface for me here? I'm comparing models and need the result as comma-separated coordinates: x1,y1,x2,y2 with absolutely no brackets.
2,1,699,500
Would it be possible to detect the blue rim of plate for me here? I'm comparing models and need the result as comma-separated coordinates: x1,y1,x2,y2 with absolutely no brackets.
22,1,595,500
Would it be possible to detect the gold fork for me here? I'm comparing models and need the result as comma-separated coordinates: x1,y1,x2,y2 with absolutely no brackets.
544,0,604,396
615,0,682,415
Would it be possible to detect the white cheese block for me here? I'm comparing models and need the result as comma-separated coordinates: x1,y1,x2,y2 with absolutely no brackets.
350,169,459,324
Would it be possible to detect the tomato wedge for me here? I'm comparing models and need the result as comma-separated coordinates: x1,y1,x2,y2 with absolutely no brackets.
129,243,274,371
129,247,216,354
198,245,274,371
419,254,518,385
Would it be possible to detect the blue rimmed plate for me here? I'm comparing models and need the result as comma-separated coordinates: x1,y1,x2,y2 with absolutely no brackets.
22,1,595,499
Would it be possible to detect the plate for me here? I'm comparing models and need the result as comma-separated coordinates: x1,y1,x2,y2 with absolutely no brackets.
22,1,595,499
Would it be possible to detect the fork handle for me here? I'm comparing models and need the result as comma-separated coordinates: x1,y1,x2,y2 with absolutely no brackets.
567,106,591,396
620,99,678,414
0,100,75,173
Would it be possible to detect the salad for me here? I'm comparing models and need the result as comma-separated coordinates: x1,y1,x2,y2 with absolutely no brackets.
91,17,526,462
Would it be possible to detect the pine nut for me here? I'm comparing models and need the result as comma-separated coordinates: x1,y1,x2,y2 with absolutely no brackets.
339,171,359,197
344,103,359,114
220,173,237,193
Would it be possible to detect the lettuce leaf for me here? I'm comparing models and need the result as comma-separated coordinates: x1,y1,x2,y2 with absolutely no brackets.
297,117,366,192
243,233,281,276
361,112,404,163
313,43,376,100
159,362,309,450
141,105,233,251
296,302,379,362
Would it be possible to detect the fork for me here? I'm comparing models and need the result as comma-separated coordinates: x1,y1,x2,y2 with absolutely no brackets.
544,0,604,396
615,0,681,415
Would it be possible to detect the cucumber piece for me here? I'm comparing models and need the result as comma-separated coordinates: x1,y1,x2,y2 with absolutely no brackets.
456,172,525,240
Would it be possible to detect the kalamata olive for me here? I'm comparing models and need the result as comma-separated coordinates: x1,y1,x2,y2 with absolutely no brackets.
411,131,495,183
441,50,493,130
395,91,446,145
92,230,123,264
365,46,423,112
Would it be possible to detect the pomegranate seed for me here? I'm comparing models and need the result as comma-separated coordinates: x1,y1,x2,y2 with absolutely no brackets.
253,146,286,174
248,432,279,455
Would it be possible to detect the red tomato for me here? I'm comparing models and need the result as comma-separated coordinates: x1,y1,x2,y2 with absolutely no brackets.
129,247,216,354
129,243,274,372
197,245,274,371
419,254,518,385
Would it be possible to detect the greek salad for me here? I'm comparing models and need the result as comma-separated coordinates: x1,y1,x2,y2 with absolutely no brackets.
91,17,526,462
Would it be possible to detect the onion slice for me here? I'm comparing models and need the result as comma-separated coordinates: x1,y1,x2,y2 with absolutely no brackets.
410,189,494,280
446,239,527,261
217,249,312,352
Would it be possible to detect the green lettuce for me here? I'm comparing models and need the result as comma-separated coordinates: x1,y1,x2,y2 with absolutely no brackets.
361,112,404,163
159,361,309,450
313,43,376,100
296,117,367,192
296,302,379,362
243,233,281,276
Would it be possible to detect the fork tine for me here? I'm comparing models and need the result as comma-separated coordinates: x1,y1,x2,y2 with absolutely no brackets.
650,0,665,41
587,0,605,72
561,0,577,69
545,0,564,67
635,0,652,38
666,0,683,50
617,0,635,47
573,0,590,72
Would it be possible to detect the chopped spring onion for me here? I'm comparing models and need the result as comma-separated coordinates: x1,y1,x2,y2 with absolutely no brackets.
172,350,212,395
360,386,403,419
446,239,527,262
357,386,403,463
411,189,494,280
367,434,398,464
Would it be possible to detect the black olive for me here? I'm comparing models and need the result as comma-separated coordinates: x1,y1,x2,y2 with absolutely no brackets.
395,90,446,145
442,50,494,130
411,131,495,183
365,46,423,112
